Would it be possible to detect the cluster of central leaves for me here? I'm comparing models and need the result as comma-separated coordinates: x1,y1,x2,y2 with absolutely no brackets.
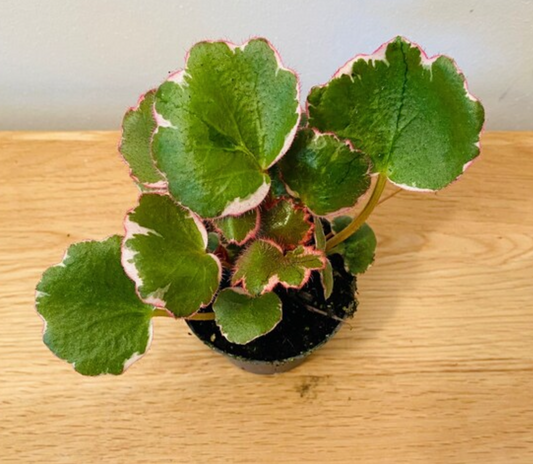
36,36,484,375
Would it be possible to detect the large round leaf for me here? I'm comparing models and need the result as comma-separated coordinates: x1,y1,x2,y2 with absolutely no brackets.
122,194,221,317
152,38,301,218
308,37,484,191
35,236,155,376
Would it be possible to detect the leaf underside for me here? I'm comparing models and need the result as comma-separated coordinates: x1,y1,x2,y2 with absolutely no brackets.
280,129,371,215
123,194,221,317
232,239,324,296
36,236,154,376
213,288,282,344
308,36,484,191
120,90,166,188
330,217,377,274
152,38,300,218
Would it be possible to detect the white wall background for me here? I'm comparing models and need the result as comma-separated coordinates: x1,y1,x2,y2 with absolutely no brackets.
1,0,532,130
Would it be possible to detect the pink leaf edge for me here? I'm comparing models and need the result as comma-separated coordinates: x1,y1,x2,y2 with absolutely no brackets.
118,89,169,192
211,208,262,246
261,197,316,248
232,239,326,296
120,192,222,314
151,38,302,217
305,36,485,192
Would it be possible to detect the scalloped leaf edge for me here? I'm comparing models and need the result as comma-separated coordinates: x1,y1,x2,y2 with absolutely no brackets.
118,89,169,191
306,36,484,191
232,239,326,295
152,38,302,217
35,236,157,376
121,193,222,312
211,208,261,246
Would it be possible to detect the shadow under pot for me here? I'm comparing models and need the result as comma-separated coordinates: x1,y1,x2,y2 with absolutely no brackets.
187,255,357,375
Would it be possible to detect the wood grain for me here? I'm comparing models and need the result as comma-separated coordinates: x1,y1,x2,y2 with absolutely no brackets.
0,131,532,463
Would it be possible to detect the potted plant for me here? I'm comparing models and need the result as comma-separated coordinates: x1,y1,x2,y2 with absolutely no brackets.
35,37,484,375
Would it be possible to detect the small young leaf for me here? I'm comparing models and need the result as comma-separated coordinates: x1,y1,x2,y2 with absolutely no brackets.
232,239,325,296
314,218,334,299
330,217,377,274
119,90,167,189
213,209,260,246
279,129,371,216
207,232,220,252
260,199,313,249
123,194,221,317
35,236,155,376
268,165,290,200
152,38,301,218
308,37,484,191
213,288,282,344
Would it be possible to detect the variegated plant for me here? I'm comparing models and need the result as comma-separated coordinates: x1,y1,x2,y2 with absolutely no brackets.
36,37,484,375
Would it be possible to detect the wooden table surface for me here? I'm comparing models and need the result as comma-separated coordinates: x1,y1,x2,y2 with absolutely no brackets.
1,131,532,463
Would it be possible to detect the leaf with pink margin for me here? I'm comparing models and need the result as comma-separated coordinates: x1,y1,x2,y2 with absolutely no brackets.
232,239,325,296
308,37,484,191
119,90,167,190
122,193,221,317
152,38,301,218
279,129,371,215
260,199,313,249
213,209,259,246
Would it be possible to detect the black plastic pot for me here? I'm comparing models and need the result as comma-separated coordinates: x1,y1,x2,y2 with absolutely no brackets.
187,255,357,375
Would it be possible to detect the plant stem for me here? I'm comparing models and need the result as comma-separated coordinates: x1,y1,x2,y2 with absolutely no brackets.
325,174,387,252
186,312,216,321
152,309,172,318
377,187,402,205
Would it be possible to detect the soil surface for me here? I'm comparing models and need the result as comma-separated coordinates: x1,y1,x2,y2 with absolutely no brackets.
187,254,357,362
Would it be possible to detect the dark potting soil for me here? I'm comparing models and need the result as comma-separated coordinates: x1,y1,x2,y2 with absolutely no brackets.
187,254,357,362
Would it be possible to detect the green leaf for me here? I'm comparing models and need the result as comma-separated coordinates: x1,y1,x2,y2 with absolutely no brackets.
232,239,325,296
314,218,334,299
308,37,484,191
213,209,259,245
314,216,327,251
123,193,221,317
119,90,167,189
207,232,220,252
279,129,371,215
35,236,155,376
330,217,377,274
260,199,313,249
152,38,301,218
213,288,282,344
268,164,290,200
321,260,334,300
